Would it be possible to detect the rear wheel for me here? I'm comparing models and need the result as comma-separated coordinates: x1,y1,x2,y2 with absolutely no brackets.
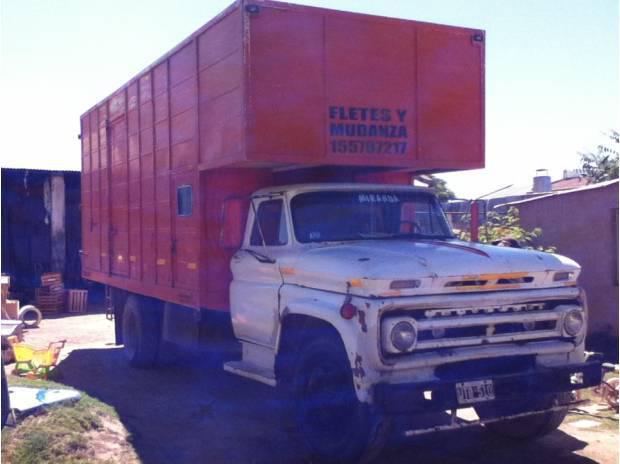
476,392,570,440
122,295,161,368
293,335,386,463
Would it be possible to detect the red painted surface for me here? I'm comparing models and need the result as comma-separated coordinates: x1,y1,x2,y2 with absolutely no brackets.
552,177,589,191
80,0,485,310
470,201,480,242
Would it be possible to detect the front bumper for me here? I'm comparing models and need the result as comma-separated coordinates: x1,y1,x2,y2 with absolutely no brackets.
374,361,602,414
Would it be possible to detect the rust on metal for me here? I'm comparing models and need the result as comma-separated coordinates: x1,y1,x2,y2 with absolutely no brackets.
349,278,363,288
353,354,366,379
357,309,368,333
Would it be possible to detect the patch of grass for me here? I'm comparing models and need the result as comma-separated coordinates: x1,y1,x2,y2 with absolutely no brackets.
2,376,135,464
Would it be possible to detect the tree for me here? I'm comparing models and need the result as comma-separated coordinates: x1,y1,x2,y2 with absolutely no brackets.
424,175,456,202
431,177,555,252
460,207,556,252
579,130,619,183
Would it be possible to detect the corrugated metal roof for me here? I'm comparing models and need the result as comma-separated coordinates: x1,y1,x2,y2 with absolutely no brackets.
482,182,533,199
1,167,80,174
551,176,589,191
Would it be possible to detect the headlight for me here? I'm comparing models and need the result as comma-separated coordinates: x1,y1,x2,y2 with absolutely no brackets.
564,309,584,336
554,271,575,282
390,321,417,352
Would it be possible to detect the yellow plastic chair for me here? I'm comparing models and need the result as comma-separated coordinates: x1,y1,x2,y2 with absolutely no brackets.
8,337,66,379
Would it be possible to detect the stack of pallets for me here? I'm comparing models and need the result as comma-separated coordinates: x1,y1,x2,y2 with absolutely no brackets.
66,289,88,313
35,272,65,312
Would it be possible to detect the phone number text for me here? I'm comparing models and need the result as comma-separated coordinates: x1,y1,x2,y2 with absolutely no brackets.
330,140,407,155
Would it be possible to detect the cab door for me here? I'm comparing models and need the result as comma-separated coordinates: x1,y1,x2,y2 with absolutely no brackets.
230,196,290,347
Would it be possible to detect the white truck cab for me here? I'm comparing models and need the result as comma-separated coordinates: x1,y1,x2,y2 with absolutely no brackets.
224,183,601,461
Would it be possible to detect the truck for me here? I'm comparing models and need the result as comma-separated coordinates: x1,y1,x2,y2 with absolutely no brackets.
79,1,601,461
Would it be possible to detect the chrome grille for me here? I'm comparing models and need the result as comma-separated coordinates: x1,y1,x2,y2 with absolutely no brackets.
382,301,580,353
414,308,567,350
422,302,547,319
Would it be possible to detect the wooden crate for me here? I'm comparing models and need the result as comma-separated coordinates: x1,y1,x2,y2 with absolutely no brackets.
2,299,19,320
36,282,65,312
1,275,9,306
41,272,62,286
66,290,88,313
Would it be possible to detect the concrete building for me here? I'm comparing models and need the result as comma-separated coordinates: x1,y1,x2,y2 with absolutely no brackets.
1,168,82,299
506,179,619,356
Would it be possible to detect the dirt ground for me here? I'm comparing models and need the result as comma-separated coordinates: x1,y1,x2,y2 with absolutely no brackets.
6,310,619,464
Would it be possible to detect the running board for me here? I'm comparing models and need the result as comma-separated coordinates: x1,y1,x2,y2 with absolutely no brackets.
223,361,277,387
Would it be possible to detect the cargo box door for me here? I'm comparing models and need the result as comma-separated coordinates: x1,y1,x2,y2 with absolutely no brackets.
109,116,130,277
172,172,199,291
81,112,101,273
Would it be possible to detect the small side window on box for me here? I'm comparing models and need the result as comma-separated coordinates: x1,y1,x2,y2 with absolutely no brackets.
177,185,192,216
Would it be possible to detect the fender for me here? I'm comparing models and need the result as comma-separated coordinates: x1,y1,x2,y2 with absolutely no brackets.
278,284,379,403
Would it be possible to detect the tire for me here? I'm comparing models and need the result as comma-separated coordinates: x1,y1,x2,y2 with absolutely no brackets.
476,392,570,440
122,295,161,368
293,335,385,463
18,305,42,328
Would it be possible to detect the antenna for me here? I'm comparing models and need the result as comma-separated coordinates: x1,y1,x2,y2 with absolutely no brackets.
473,184,514,202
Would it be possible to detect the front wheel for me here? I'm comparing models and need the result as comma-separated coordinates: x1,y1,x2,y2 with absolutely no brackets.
293,335,386,463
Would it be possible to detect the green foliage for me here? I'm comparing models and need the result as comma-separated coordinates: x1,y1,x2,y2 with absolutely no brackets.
427,175,456,202
2,377,129,464
579,129,619,183
460,207,556,252
3,398,104,464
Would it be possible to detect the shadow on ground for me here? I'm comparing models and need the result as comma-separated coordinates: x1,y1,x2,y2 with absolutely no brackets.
52,347,596,464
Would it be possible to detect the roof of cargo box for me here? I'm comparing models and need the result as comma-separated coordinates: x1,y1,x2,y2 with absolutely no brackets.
80,0,485,174
81,0,482,116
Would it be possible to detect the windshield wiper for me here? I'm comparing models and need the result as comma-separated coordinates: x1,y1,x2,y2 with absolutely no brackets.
354,232,453,241
356,232,396,239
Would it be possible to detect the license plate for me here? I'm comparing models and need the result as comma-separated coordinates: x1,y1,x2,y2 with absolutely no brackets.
455,380,495,405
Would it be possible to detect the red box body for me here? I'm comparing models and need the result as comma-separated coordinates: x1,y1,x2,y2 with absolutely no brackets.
80,0,485,310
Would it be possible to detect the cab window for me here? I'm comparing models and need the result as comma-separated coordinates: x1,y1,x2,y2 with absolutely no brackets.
250,200,288,246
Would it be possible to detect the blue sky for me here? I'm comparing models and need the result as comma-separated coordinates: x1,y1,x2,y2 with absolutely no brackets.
1,0,617,198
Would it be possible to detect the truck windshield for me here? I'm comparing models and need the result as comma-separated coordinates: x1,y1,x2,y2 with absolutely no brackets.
291,190,454,243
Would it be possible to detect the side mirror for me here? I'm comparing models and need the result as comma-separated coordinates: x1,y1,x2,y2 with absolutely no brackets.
220,198,246,249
